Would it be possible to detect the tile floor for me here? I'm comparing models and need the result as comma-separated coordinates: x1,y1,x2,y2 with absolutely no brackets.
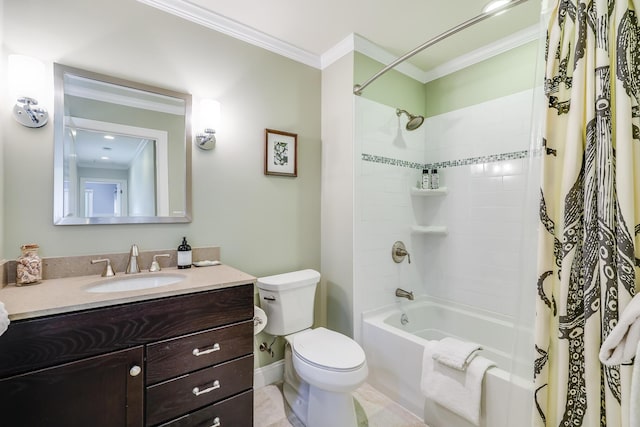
254,382,427,427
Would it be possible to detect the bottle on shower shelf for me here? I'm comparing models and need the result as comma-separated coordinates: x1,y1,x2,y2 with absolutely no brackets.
422,169,430,189
430,169,439,189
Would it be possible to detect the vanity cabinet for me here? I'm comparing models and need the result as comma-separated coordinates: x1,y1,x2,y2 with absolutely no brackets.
0,346,144,426
0,283,254,427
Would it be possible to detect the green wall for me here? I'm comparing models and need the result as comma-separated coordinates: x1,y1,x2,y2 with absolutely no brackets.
353,52,426,116
424,40,539,117
354,40,540,118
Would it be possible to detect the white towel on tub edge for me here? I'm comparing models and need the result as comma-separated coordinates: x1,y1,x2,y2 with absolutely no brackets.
0,301,9,336
421,340,494,426
431,336,482,371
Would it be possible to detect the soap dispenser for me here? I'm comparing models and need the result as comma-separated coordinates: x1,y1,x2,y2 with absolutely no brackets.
177,237,192,269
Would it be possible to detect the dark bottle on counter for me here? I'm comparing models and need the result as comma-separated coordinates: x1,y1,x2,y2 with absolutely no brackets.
177,237,192,269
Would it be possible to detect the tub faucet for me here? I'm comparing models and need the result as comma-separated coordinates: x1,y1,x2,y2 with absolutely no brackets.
125,244,141,274
395,288,414,301
392,241,411,264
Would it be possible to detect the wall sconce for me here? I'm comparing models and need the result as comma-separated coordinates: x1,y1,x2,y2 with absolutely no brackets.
8,55,49,128
195,99,220,150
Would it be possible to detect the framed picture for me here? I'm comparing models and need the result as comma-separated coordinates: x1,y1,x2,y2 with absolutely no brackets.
265,129,297,177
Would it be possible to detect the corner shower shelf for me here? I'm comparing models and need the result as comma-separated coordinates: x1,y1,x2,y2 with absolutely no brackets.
410,186,447,235
411,225,448,235
410,187,448,196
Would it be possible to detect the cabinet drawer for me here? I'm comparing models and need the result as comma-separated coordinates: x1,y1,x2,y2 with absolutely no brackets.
157,389,253,427
147,320,253,384
146,354,253,426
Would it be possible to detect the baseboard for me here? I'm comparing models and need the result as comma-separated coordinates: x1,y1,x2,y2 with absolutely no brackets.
254,360,285,389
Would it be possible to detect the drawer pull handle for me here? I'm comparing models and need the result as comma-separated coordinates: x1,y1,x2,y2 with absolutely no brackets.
263,296,276,301
192,343,221,356
209,417,221,427
192,380,220,396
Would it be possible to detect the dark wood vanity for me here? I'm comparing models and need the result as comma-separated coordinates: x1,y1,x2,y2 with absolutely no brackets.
0,283,254,426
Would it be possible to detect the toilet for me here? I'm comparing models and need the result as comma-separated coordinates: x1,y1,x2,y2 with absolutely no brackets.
257,269,368,427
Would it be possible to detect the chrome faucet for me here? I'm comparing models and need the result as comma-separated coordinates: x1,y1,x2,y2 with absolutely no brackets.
125,244,141,274
149,254,170,272
91,258,115,277
395,288,414,300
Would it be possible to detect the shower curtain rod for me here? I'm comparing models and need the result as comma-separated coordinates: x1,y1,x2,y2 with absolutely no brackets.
353,0,533,96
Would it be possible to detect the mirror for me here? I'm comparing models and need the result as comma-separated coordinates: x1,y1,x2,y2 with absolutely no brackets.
53,63,192,225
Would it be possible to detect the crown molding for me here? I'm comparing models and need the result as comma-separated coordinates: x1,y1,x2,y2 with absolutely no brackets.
422,24,540,82
353,34,426,82
320,35,355,69
350,24,539,87
137,0,540,82
136,0,321,69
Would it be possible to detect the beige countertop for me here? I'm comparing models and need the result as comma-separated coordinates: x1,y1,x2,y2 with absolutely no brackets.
0,264,256,321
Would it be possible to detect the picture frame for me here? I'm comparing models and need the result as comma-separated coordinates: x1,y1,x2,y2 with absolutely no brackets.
265,129,298,177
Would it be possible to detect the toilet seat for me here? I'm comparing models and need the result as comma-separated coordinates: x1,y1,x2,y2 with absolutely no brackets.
292,327,366,372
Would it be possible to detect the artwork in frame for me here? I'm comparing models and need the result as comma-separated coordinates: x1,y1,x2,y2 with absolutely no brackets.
265,129,297,177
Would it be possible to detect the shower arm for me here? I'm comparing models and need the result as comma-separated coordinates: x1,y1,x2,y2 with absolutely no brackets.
353,0,532,96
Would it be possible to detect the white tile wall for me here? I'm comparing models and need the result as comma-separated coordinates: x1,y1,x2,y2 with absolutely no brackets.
354,90,539,336
421,160,529,315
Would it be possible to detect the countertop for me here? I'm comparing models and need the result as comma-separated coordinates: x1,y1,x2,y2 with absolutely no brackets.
0,264,256,321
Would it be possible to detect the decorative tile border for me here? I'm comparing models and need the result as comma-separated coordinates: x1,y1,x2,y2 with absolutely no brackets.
361,154,424,169
362,150,530,170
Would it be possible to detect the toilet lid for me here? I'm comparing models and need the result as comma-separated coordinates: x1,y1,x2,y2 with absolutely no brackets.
292,327,366,371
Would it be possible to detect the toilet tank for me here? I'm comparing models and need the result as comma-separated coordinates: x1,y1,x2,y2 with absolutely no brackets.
257,269,320,336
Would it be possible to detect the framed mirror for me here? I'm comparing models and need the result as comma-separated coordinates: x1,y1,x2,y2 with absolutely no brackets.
53,64,192,225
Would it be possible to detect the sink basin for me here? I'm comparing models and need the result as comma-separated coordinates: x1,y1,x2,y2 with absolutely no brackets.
86,273,186,293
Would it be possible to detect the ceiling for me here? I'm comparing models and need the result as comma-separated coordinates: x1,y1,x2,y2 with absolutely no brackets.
140,0,543,72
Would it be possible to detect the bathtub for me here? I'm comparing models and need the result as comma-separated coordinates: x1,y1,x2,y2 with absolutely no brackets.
361,296,533,427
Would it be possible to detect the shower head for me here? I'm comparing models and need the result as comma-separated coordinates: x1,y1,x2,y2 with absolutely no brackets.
396,108,424,131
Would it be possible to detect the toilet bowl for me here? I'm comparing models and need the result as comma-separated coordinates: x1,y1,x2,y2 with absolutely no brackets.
292,327,367,393
257,270,368,427
284,328,368,427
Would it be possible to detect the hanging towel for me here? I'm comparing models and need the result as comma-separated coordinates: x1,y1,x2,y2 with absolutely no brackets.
600,293,640,366
421,340,494,426
632,341,640,427
0,301,9,337
431,336,482,371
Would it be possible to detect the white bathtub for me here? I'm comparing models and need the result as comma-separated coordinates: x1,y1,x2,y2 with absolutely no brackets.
361,296,533,427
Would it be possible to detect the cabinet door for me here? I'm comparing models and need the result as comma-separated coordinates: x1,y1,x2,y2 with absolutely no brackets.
0,346,144,427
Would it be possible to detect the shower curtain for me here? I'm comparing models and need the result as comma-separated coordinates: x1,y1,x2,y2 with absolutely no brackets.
534,0,640,426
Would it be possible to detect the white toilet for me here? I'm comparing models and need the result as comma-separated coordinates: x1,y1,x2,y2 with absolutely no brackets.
257,269,368,427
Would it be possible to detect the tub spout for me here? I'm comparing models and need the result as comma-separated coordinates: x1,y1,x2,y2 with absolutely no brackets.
395,288,414,300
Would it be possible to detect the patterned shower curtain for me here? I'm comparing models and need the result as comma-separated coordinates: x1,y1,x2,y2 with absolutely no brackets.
534,0,640,426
